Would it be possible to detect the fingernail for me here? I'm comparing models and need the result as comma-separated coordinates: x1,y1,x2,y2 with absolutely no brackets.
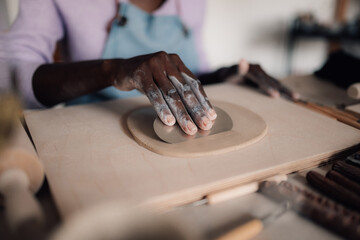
166,115,175,126
201,116,212,130
208,108,217,120
187,121,197,135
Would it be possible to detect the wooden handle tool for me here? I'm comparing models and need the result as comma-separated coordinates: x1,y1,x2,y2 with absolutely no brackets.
0,119,45,231
181,175,288,208
206,175,288,205
216,202,289,240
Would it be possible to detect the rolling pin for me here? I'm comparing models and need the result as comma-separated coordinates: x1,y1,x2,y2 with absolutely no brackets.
0,119,45,231
182,174,288,207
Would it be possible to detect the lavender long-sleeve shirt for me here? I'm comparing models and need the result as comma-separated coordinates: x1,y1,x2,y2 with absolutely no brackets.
0,0,208,108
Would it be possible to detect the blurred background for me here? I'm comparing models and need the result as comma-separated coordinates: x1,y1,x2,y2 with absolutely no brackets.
1,0,360,78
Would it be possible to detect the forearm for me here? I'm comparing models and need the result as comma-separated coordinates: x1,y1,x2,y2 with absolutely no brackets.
32,60,117,106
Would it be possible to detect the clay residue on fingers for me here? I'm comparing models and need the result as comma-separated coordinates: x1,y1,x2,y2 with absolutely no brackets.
180,72,217,121
168,75,213,130
147,88,175,126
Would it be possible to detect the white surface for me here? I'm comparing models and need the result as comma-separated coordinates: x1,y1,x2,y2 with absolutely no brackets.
203,0,337,76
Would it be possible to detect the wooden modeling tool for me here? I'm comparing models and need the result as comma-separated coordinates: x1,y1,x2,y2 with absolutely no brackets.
154,106,233,144
0,119,45,231
182,175,288,207
216,202,290,240
296,100,360,130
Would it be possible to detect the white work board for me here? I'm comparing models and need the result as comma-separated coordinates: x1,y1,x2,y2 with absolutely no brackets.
24,84,360,218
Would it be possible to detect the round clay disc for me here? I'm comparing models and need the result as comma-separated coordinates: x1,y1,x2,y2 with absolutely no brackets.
126,101,267,157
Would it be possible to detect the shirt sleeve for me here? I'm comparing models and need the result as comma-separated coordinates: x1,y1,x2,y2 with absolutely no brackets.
0,0,64,108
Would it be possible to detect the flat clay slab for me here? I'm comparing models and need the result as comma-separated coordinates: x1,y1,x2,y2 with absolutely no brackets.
24,84,360,218
127,101,267,157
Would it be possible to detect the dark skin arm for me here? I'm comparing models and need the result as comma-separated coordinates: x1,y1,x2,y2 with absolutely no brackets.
33,51,217,136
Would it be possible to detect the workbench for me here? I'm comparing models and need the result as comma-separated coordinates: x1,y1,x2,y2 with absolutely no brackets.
1,74,359,240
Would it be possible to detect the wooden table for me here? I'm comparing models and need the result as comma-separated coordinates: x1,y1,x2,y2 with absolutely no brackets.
2,74,357,240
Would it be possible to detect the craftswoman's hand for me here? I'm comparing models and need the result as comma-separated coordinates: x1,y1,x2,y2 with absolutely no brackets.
108,51,217,135
229,59,300,101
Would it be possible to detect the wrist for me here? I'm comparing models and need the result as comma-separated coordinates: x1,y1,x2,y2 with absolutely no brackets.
101,59,125,86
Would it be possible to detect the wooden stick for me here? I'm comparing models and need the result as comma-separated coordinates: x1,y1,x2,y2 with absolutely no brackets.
296,101,360,129
206,175,287,205
343,109,360,120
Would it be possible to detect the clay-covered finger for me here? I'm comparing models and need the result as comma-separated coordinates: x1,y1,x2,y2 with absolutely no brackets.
142,78,176,127
180,72,217,120
169,54,217,121
152,70,198,135
168,74,212,131
165,64,213,130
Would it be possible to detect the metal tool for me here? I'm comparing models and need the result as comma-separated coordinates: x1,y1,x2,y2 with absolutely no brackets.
153,106,233,144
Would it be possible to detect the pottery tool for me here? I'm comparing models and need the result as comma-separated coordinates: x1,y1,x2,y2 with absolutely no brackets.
306,170,360,212
296,100,360,130
216,201,289,240
260,180,360,240
182,175,288,207
346,152,360,166
153,106,233,144
0,119,45,231
326,170,360,196
333,161,360,183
